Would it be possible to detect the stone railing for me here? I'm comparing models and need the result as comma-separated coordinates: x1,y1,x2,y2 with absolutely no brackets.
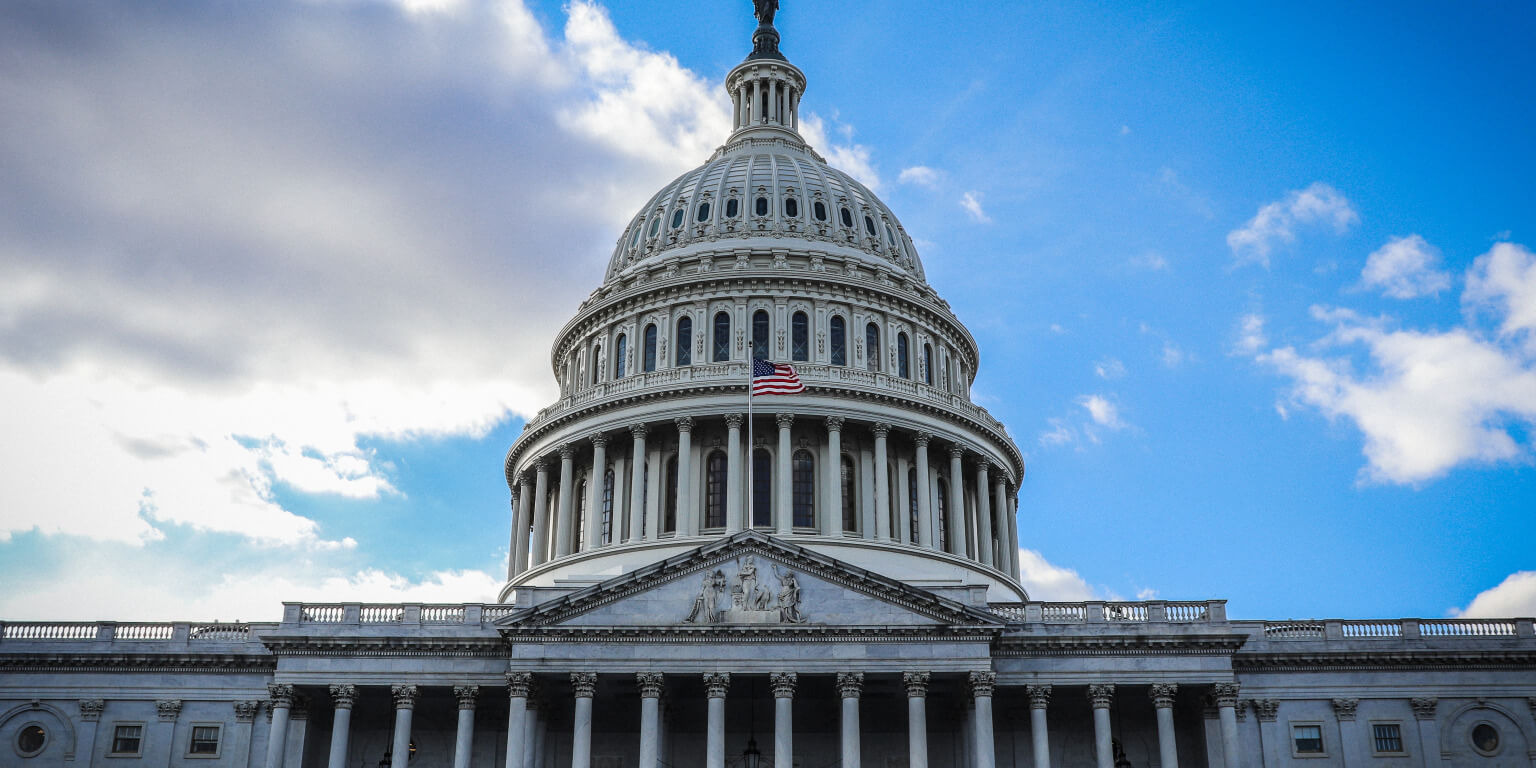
0,621,259,643
987,600,1225,625
279,603,504,628
1250,618,1535,641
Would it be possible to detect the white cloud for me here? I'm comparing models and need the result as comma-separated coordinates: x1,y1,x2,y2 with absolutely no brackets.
801,114,882,192
1119,124,1132,136
1227,182,1358,267
1079,394,1126,429
1130,251,1169,271
898,166,942,188
1359,234,1451,299
959,191,992,223
1235,313,1268,355
1161,342,1188,368
1017,548,1098,602
1451,571,1536,618
1465,242,1536,347
1038,394,1131,448
1094,358,1126,380
1037,419,1076,448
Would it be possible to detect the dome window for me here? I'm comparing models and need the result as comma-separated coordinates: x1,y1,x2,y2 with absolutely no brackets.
752,448,772,527
614,334,628,379
897,332,910,379
696,202,711,222
886,224,897,245
814,201,828,221
648,216,660,237
865,322,881,372
671,209,685,229
630,227,641,247
643,323,658,372
839,206,854,228
793,449,816,527
676,316,692,366
840,454,857,532
791,311,809,361
784,197,799,217
864,215,877,237
829,316,847,366
725,199,740,218
590,344,602,385
755,196,769,216
752,310,770,360
713,312,731,362
923,343,934,386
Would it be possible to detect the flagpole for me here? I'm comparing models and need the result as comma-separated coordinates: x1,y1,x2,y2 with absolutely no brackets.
746,355,754,532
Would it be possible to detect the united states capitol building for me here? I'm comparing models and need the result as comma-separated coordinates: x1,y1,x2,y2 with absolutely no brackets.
3,8,1534,768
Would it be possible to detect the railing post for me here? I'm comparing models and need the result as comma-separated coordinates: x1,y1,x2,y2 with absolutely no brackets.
1206,600,1227,622
1324,620,1344,640
96,622,117,642
1085,602,1106,623
344,604,362,625
403,604,422,625
1024,603,1043,623
1515,619,1534,638
1401,620,1422,639
172,623,191,644
1147,601,1167,622
282,603,303,624
0,621,6,641
464,605,483,626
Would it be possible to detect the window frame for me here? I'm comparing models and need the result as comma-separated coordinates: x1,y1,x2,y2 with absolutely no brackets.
663,455,679,535
1369,721,1407,757
790,311,809,362
751,447,772,527
186,723,223,759
792,449,815,528
1289,722,1327,758
923,343,934,386
675,316,693,366
14,721,47,758
752,310,770,361
839,454,857,533
696,201,711,222
613,333,628,380
897,332,910,379
704,450,728,529
713,312,731,362
829,315,847,366
643,324,658,373
109,723,146,758
865,322,882,373
601,468,615,544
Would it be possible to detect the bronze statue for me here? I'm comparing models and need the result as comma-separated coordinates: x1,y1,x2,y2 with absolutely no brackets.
754,0,778,27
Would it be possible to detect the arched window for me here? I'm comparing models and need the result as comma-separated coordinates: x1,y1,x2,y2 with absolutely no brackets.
886,224,897,246
752,310,770,360
864,215,877,237
676,317,693,366
814,201,828,221
755,197,769,216
643,324,658,373
696,202,711,222
865,322,881,373
614,334,628,379
784,197,799,218
923,343,934,386
704,450,728,529
725,198,740,218
631,226,641,248
897,332,910,379
713,312,731,362
791,311,809,362
907,468,920,542
591,344,602,385
664,455,679,534
935,477,949,551
671,209,684,229
944,356,953,392
601,469,615,544
840,455,857,533
840,206,854,228
829,316,847,366
792,449,815,527
575,480,588,550
752,448,772,527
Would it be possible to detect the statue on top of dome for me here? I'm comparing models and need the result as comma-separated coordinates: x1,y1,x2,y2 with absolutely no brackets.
753,0,778,27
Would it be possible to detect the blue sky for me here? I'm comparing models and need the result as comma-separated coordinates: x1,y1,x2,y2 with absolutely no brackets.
1,0,1532,621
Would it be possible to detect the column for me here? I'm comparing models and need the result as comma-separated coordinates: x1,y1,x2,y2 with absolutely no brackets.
775,413,794,534
523,691,542,768
153,700,181,767
390,685,417,768
1212,683,1241,768
508,486,522,579
569,673,597,768
871,424,891,540
77,700,104,764
837,672,863,768
554,445,577,556
264,684,294,768
769,79,778,124
530,462,551,567
585,435,608,549
1254,699,1280,767
1151,684,1179,768
974,460,994,566
449,686,478,768
1009,494,1022,580
704,673,730,768
903,672,930,768
234,701,261,767
645,445,662,539
513,476,534,575
751,80,761,124
771,672,796,767
970,673,996,768
913,434,933,548
505,673,532,768
326,685,356,768
674,418,695,536
628,424,648,542
1088,685,1114,768
1411,698,1440,764
636,673,664,768
725,414,744,532
1026,685,1051,768
993,479,1012,576
947,447,967,556
824,417,844,535
1332,698,1359,768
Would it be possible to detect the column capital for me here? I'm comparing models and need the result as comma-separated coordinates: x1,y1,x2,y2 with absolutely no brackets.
870,422,891,439
533,460,549,474
1411,697,1437,720
703,672,731,699
724,413,745,429
267,683,295,707
674,416,695,433
390,684,418,710
975,457,991,473
454,685,480,710
155,700,182,721
79,699,105,722
233,701,261,723
590,432,610,448
1235,700,1249,721
1253,699,1278,722
825,415,845,432
630,423,650,439
571,672,598,698
559,443,578,460
1026,685,1052,710
769,671,798,698
913,432,931,447
835,671,864,699
1211,682,1241,707
902,671,930,698
1332,698,1359,721
949,444,967,460
1150,683,1177,709
1087,684,1115,710
968,671,997,698
636,672,665,699
506,671,535,698
329,684,358,710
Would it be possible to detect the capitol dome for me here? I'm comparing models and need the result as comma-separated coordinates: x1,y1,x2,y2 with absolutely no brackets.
501,17,1025,603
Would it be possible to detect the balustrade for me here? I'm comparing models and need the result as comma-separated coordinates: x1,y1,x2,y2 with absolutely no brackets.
115,623,175,640
1341,620,1402,638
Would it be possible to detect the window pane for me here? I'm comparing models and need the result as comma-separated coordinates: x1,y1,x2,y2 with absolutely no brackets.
696,202,711,222
866,323,881,372
829,316,846,366
755,197,769,216
190,725,221,755
705,451,727,528
785,197,799,217
791,312,809,361
936,479,949,550
713,312,731,362
664,456,678,533
752,311,770,360
923,344,933,385
840,207,853,228
112,725,143,754
1372,724,1403,753
814,201,827,221
614,334,627,379
643,324,658,372
792,450,815,527
601,469,615,544
671,209,684,229
897,333,910,379
840,455,857,532
752,448,771,527
591,344,602,385
1293,725,1323,753
726,198,739,218
908,467,919,541
676,317,692,366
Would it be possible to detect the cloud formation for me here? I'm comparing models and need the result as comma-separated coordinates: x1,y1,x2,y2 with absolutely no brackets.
1451,571,1536,619
1017,548,1098,601
1227,182,1358,267
959,191,992,223
1358,234,1451,299
898,166,943,188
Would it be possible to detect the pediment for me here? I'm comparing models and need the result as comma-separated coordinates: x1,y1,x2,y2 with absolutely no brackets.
496,532,1003,631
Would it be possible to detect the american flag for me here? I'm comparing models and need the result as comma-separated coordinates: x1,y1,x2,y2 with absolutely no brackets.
752,358,805,395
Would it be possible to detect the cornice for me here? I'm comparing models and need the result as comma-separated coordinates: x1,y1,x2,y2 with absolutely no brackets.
0,653,276,673
994,634,1246,657
256,637,507,658
502,626,998,643
1233,649,1536,672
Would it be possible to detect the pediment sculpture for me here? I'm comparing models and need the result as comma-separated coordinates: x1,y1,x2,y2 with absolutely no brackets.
685,555,806,625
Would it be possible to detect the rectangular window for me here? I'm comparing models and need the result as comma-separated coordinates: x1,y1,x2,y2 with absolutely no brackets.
1292,724,1324,755
1372,723,1404,754
111,724,144,756
189,724,221,756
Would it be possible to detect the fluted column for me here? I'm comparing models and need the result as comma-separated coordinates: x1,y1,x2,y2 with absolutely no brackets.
571,673,597,768
974,460,994,565
871,424,891,540
993,478,1012,576
508,486,522,579
725,414,744,532
585,435,608,549
1027,685,1052,768
947,447,967,556
513,476,534,575
704,673,730,768
837,672,863,768
628,424,648,542
769,672,796,766
1088,685,1114,768
556,444,577,556
913,434,933,548
970,672,996,768
523,690,543,768
903,672,930,768
390,685,417,768
775,413,794,534
530,462,551,567
447,686,478,768
505,673,532,768
1213,683,1241,768
264,684,294,768
824,417,844,535
675,418,695,535
1151,684,1179,768
325,685,356,768
637,673,664,768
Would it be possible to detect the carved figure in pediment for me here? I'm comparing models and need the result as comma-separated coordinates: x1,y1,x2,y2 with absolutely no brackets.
684,569,727,624
775,567,806,623
735,555,773,610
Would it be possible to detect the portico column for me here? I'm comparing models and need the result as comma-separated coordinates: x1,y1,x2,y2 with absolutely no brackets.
974,460,994,566
505,672,532,768
263,683,294,768
530,462,551,567
1008,494,1021,580
390,685,417,768
1088,685,1114,768
449,686,478,768
704,673,730,768
556,444,577,556
513,476,534,575
771,672,796,766
523,692,542,768
585,435,608,549
970,672,996,768
508,486,523,579
1411,698,1440,765
993,479,1012,575
628,424,649,542
725,415,744,532
947,446,968,556
913,434,933,548
325,685,356,768
675,418,695,536
903,672,930,768
1026,685,1052,768
1151,684,1179,768
824,417,845,535
1212,683,1241,768
637,673,664,768
570,673,597,768
775,414,794,534
871,424,891,540
837,672,863,768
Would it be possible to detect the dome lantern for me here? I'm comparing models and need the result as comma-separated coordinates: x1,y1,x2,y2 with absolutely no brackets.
727,3,805,141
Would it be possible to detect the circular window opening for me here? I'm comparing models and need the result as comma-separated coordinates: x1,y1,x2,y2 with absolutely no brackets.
1471,723,1500,755
17,725,46,756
